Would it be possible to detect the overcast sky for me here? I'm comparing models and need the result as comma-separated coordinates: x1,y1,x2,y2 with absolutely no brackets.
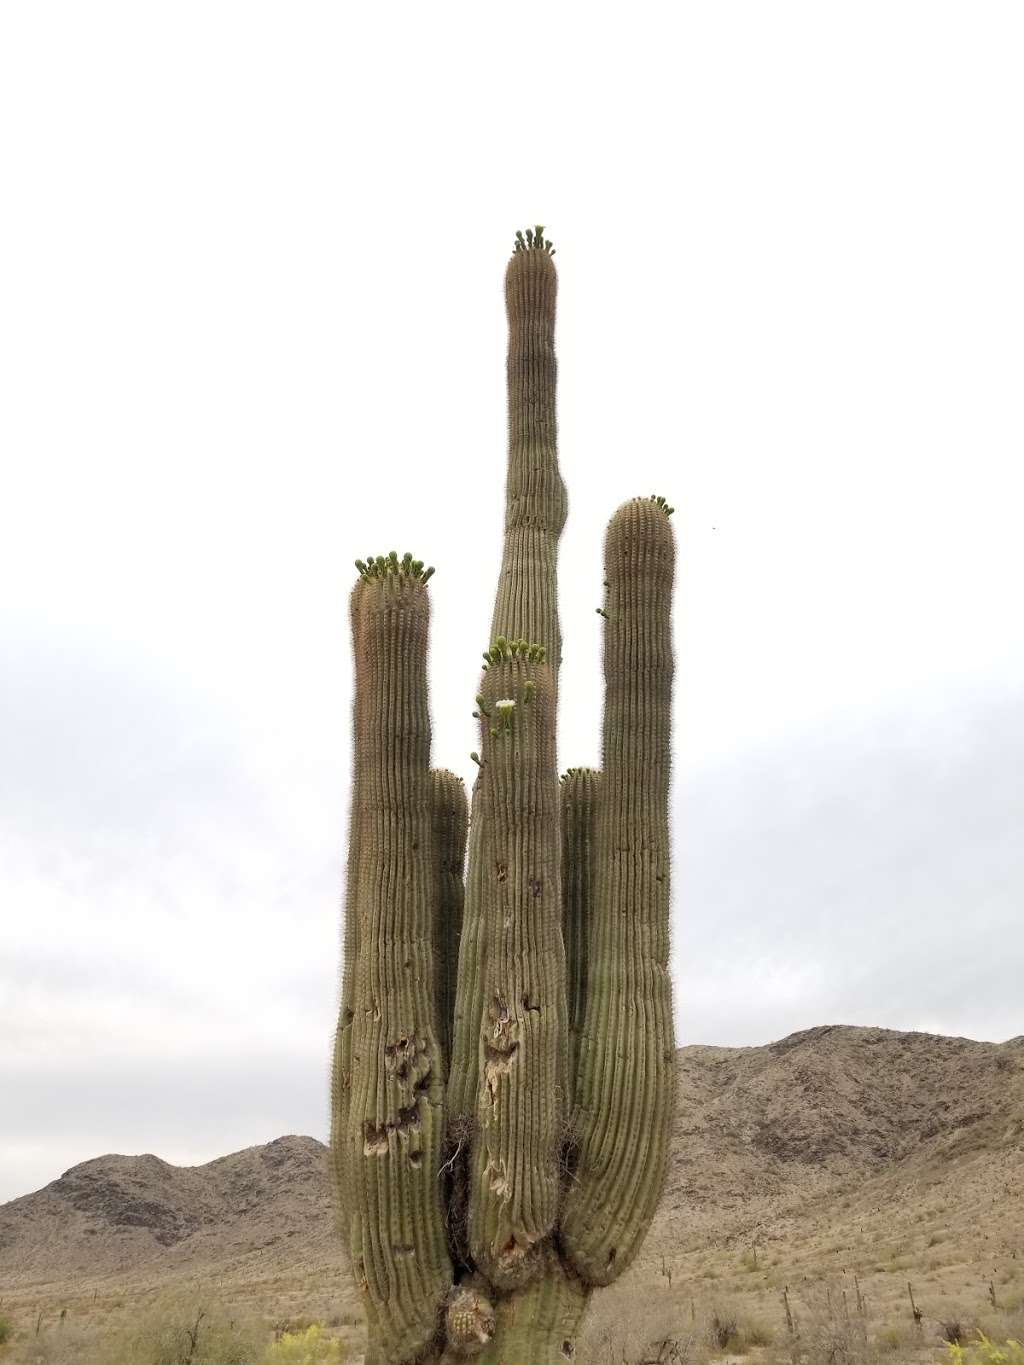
1,2,1022,1204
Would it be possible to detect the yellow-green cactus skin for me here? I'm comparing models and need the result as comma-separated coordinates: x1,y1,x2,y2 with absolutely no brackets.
331,228,675,1362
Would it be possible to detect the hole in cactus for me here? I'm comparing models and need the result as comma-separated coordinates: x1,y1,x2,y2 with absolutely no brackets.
484,1040,519,1067
561,1342,575,1358
361,1099,423,1154
528,877,543,899
483,1040,519,1104
606,1246,617,1269
408,1150,423,1169
393,1243,415,1257
495,861,507,883
521,992,540,1013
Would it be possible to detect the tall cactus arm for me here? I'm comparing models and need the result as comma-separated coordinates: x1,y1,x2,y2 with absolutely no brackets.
330,578,369,1241
431,768,469,1071
561,496,676,1287
559,767,601,1097
490,231,567,669
344,562,453,1362
466,645,567,1292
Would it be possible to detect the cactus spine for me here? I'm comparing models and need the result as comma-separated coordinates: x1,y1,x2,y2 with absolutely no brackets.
331,229,675,1362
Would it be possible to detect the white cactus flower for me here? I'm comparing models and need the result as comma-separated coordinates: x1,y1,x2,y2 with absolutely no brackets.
495,698,515,715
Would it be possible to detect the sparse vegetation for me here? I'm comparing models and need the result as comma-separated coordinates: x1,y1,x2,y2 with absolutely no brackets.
263,1325,347,1363
946,1333,1024,1365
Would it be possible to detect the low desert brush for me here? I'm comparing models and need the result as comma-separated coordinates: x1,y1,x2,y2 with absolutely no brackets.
262,1325,347,1364
946,1332,1024,1365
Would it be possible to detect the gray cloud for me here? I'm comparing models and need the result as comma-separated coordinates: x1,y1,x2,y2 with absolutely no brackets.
2,615,1020,1203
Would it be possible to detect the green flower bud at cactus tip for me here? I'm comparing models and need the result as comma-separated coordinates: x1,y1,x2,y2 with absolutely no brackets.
355,559,367,575
596,607,608,618
475,694,490,717
422,566,435,583
470,751,481,766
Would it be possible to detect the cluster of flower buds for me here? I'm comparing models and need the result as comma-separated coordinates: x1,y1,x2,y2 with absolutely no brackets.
560,766,600,784
513,225,555,255
480,636,547,669
649,494,675,516
355,551,435,583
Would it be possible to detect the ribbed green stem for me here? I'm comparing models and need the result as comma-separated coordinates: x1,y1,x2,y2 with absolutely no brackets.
476,1248,589,1364
330,579,368,1240
559,768,601,1097
346,573,452,1361
464,656,566,1292
490,247,567,670
432,769,468,1070
561,498,675,1286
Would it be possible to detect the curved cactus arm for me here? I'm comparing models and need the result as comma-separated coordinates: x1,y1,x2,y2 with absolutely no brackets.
431,769,469,1071
344,567,452,1362
561,496,676,1287
491,234,567,669
559,767,601,1097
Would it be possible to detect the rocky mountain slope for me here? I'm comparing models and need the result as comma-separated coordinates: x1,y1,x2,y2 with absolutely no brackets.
1,1025,1021,1353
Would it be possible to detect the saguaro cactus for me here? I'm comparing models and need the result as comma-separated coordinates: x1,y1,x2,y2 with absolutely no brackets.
331,228,676,1363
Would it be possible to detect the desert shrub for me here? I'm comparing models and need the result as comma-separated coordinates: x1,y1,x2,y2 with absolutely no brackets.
262,1325,346,1364
105,1291,261,1365
946,1333,1024,1365
743,1318,774,1348
787,1282,872,1365
0,1315,11,1344
710,1312,739,1352
942,1320,971,1345
1,1320,97,1365
874,1324,905,1352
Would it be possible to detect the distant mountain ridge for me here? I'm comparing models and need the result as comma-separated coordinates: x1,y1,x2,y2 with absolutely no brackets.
1,1025,1021,1296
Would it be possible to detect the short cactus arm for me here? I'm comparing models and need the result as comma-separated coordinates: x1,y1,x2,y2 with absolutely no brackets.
561,497,676,1286
343,567,452,1362
491,232,567,668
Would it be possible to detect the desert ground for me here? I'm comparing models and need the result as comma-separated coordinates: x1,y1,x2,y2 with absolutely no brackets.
1,1025,1021,1363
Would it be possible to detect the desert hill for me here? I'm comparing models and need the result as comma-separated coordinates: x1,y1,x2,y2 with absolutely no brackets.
2,1025,1022,1358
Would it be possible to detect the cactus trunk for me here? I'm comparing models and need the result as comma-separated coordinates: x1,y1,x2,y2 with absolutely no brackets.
331,230,676,1362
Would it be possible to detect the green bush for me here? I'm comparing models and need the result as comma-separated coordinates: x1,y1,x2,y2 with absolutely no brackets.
0,1315,11,1344
946,1333,1024,1365
262,1325,347,1363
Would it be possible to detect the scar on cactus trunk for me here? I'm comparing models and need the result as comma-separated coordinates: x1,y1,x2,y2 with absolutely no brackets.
331,227,676,1363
